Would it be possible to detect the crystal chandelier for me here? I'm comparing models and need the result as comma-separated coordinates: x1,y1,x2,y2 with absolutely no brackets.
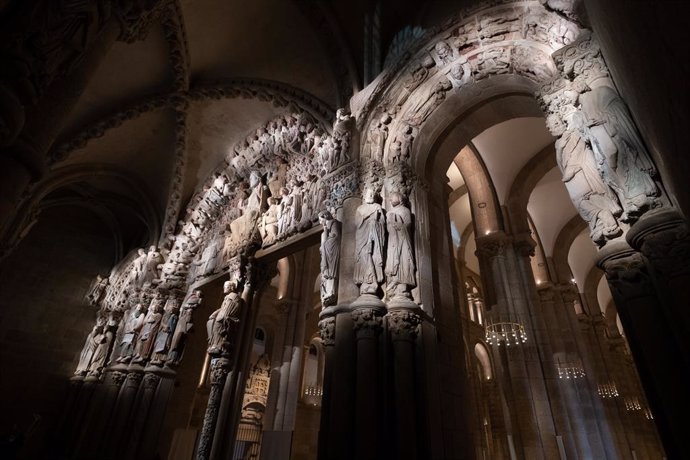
556,355,585,379
597,381,619,398
485,313,527,346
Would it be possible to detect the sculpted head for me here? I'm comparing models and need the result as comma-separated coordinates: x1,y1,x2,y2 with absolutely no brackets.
318,210,333,226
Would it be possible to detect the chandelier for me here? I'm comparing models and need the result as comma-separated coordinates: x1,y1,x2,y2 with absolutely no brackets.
597,382,619,398
556,355,585,379
624,396,642,411
485,313,527,346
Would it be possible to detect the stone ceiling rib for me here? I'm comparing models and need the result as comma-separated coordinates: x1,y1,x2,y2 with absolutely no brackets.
49,78,336,165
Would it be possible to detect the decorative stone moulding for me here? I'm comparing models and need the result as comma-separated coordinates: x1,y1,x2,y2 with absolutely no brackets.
485,313,527,346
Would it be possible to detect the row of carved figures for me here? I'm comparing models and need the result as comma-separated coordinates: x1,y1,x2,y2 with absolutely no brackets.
75,288,203,378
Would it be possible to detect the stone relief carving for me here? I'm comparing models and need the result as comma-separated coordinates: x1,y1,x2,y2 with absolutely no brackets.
86,274,109,306
76,319,105,376
87,312,119,378
354,186,386,296
131,292,165,364
434,41,455,66
116,302,146,364
385,192,417,302
578,85,661,222
363,114,391,162
150,295,181,365
403,79,452,127
167,289,203,366
545,85,623,245
207,279,243,357
319,210,341,307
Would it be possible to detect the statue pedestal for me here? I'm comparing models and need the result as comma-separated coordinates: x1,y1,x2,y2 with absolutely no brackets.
350,293,385,309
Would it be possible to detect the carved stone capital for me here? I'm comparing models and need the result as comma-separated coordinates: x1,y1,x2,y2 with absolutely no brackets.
318,317,336,347
110,370,128,386
388,310,422,342
142,372,161,391
513,233,536,257
598,247,654,301
628,210,690,281
474,232,509,259
209,357,231,386
537,286,557,304
125,369,144,389
351,308,384,338
552,30,608,84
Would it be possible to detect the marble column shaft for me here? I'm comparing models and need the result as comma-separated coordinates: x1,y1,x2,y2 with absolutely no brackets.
196,357,231,460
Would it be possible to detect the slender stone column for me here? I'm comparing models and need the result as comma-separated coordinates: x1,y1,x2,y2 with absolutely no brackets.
388,308,422,460
196,357,231,460
317,316,335,460
351,306,384,460
124,371,161,458
138,366,177,460
102,365,144,459
598,244,690,459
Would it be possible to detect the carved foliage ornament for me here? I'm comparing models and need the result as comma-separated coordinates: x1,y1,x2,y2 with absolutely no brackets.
388,310,422,342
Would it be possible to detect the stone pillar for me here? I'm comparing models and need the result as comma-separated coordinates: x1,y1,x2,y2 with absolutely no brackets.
316,316,335,460
124,371,161,458
388,308,422,460
598,243,689,459
351,306,384,460
103,365,144,459
138,366,177,460
196,357,231,460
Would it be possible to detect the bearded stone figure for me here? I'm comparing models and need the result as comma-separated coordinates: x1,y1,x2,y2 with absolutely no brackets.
319,210,341,307
385,193,416,301
555,105,623,245
207,280,243,356
116,303,146,363
354,187,385,296
579,85,660,222
168,289,203,365
131,294,165,364
150,296,180,365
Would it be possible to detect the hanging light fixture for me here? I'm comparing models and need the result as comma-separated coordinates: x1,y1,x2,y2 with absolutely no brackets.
597,381,619,398
624,396,642,411
556,354,585,379
485,312,527,346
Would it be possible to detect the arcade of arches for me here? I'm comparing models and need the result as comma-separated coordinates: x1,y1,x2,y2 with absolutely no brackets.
0,1,688,459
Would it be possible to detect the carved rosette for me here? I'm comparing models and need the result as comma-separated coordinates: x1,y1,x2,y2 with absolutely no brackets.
351,308,384,339
318,317,336,347
388,310,422,343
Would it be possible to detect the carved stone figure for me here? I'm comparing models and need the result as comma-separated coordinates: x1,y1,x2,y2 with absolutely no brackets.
131,294,164,364
331,108,353,168
277,186,294,236
150,296,180,365
556,106,623,245
319,211,341,307
434,40,454,65
116,303,146,363
168,289,203,365
579,85,660,222
474,48,511,80
128,248,147,288
75,322,103,375
354,187,386,296
86,275,109,306
404,79,452,126
385,193,416,299
141,246,164,286
207,280,243,356
261,197,280,244
87,313,118,377
364,114,391,162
